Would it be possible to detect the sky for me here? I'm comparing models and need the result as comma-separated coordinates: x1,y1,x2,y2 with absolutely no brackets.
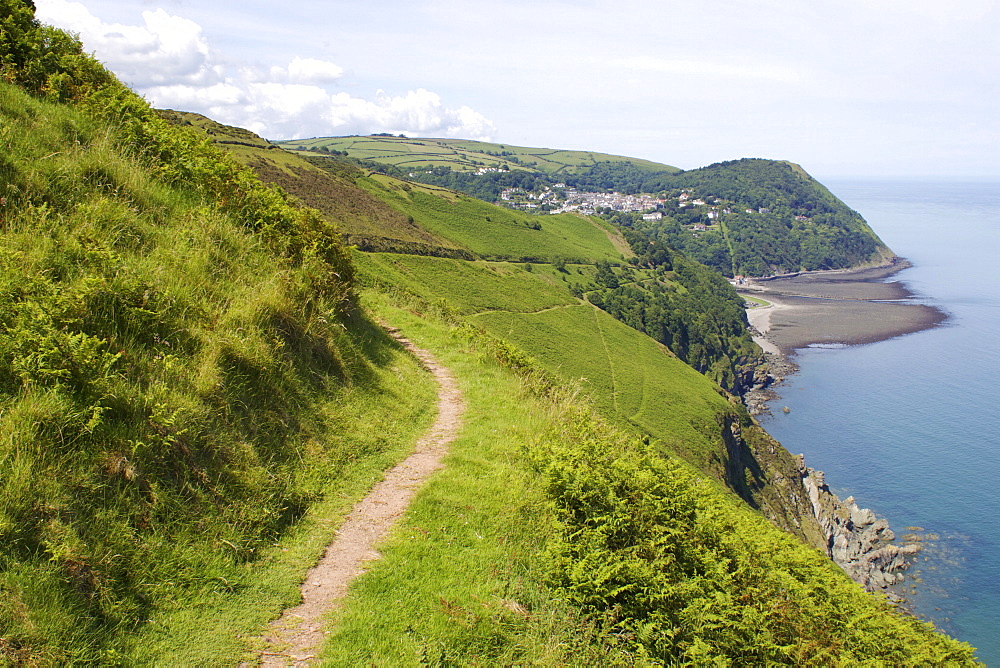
33,0,1000,179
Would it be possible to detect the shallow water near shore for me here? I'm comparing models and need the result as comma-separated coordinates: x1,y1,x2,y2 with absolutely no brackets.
761,179,1000,663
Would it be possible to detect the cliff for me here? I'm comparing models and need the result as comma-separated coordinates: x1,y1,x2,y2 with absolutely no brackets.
800,460,920,592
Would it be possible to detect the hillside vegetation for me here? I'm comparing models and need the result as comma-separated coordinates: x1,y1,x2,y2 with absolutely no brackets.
0,3,978,664
318,299,975,665
293,135,893,278
182,113,764,395
274,134,679,176
0,6,439,662
620,159,893,276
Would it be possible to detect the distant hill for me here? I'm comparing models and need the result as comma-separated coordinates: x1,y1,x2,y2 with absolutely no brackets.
272,136,894,277
613,158,896,276
272,134,680,176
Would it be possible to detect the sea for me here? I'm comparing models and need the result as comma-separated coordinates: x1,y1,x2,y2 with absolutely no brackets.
762,179,1000,663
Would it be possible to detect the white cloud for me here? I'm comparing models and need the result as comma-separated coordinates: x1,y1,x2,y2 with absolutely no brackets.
36,1,219,88
35,0,495,141
284,57,345,85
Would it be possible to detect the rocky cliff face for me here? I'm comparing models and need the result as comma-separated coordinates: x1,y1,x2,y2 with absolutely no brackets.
716,413,828,551
798,458,919,592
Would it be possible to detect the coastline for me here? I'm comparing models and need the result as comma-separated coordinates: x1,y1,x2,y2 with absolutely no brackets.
739,259,947,357
740,259,939,596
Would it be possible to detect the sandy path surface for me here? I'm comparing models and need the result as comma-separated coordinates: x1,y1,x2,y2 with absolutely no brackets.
253,327,463,666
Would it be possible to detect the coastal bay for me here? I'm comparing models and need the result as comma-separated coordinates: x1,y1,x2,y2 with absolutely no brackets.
740,263,943,596
741,263,947,355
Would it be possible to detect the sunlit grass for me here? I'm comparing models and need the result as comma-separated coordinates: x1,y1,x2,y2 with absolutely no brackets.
0,80,436,662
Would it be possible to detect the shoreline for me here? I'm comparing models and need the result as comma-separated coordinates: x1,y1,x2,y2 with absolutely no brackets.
738,259,947,357
740,259,937,596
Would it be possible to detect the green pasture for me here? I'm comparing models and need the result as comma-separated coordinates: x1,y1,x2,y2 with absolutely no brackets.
354,253,729,471
469,304,731,472
356,254,577,315
274,135,678,175
355,178,628,262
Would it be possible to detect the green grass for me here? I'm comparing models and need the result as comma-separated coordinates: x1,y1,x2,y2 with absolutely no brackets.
273,135,680,176
0,77,436,663
0,11,978,664
319,295,610,665
160,111,467,254
160,113,638,266
355,253,577,315
314,292,977,666
125,341,437,663
743,294,771,307
469,303,730,471
355,177,628,262
350,253,732,472
349,254,825,545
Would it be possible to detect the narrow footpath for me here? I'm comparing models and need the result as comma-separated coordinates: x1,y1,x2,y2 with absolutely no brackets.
254,327,464,666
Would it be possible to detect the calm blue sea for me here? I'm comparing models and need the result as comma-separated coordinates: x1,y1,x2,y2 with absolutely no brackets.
762,179,1000,663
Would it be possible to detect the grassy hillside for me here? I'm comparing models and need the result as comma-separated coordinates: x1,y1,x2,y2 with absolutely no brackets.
158,110,471,257
171,111,630,264
172,115,761,394
0,9,442,662
273,135,679,176
356,175,628,263
0,4,978,664
354,253,816,537
315,297,976,665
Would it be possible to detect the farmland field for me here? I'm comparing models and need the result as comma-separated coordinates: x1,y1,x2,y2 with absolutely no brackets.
356,178,631,262
274,135,678,175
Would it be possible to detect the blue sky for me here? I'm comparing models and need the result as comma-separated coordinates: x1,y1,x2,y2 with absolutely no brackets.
35,0,1000,178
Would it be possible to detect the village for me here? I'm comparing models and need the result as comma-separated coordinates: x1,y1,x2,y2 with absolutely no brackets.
499,185,665,214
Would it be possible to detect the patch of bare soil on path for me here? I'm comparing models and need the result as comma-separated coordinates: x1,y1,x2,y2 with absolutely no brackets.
253,326,463,666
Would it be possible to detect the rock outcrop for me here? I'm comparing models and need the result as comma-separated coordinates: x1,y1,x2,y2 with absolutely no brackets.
798,457,919,592
744,351,797,416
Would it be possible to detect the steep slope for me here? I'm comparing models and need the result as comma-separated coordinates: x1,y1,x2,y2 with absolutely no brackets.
0,4,977,664
168,111,631,265
155,93,974,663
177,115,844,542
180,113,762,394
316,299,976,666
0,8,439,662
354,253,816,541
157,110,470,257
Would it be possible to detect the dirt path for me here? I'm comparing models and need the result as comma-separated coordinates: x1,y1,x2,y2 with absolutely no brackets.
254,327,463,666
